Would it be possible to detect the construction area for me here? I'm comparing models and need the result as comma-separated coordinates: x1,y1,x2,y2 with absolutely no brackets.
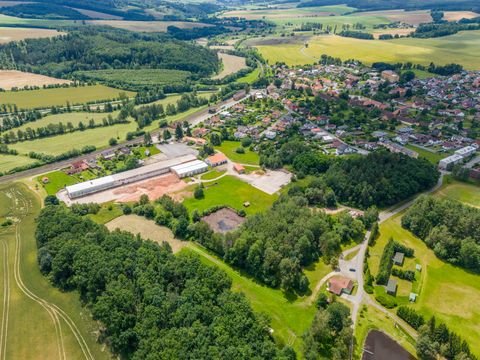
201,207,246,233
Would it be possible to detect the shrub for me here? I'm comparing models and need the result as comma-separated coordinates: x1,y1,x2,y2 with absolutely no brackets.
375,294,397,309
236,146,245,154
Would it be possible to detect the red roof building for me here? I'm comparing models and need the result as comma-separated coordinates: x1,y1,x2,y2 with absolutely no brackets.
327,276,354,296
206,153,228,167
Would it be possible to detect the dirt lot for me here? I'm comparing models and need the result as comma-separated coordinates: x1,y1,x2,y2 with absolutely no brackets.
212,53,248,80
0,70,71,90
202,207,246,233
106,215,187,253
87,20,212,32
59,173,188,205
0,27,65,44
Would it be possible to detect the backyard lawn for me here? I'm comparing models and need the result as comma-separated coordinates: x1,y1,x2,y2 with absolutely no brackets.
215,141,260,165
182,175,276,215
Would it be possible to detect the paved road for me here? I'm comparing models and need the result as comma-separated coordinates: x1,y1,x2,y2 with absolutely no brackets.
0,93,251,185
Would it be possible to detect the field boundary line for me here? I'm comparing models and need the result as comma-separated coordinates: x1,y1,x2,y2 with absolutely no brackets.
0,240,10,360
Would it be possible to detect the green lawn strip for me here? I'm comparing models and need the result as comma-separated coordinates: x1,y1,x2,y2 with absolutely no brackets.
372,214,480,357
215,141,260,165
405,144,446,164
236,67,261,84
1,85,135,110
37,170,79,195
182,175,276,215
182,242,331,354
200,169,227,180
0,182,110,359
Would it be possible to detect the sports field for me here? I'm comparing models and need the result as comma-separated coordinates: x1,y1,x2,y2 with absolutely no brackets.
0,154,38,173
1,85,135,110
0,182,110,359
0,70,71,91
183,243,331,354
255,31,480,69
369,213,480,357
182,175,276,215
215,141,260,165
0,27,64,44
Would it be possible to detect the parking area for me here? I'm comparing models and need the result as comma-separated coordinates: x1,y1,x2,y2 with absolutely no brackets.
156,143,198,159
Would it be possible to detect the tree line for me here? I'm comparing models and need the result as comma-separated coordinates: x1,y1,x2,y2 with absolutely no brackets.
35,203,294,359
402,195,480,273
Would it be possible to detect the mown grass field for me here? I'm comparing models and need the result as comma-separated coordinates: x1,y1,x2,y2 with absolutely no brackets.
405,144,446,164
369,212,480,357
0,182,110,359
0,154,38,173
435,176,480,208
256,31,480,69
1,85,135,109
236,67,261,84
182,175,276,215
183,243,331,354
10,121,137,155
215,141,260,165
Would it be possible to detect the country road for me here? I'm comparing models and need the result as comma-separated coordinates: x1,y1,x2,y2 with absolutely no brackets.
0,93,251,185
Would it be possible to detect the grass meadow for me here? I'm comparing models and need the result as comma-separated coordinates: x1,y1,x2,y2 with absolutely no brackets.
405,144,446,164
0,154,38,173
182,175,276,215
0,182,110,359
183,243,331,354
256,31,480,69
434,176,480,208
215,141,260,165
236,67,261,84
369,212,480,357
1,85,135,109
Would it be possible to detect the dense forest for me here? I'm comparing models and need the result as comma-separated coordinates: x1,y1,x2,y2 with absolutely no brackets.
36,204,294,359
0,27,219,78
323,152,439,209
402,196,480,273
192,195,365,293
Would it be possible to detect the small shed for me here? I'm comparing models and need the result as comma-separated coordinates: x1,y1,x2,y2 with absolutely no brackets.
415,264,422,272
393,252,405,266
409,293,418,302
233,163,245,174
386,278,397,296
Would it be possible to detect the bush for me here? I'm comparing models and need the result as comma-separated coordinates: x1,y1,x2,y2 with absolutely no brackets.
376,238,395,285
375,294,397,309
194,186,204,199
392,268,415,281
397,307,425,330
235,146,245,154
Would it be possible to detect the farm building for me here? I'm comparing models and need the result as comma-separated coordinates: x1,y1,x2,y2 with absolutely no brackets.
386,278,397,296
233,163,245,174
439,154,464,170
66,154,196,199
66,160,89,175
327,276,354,296
171,160,208,178
206,153,228,167
393,252,405,266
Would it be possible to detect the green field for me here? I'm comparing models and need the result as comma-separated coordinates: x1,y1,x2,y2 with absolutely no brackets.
405,144,446,164
183,175,276,215
37,170,79,195
0,154,38,173
434,176,480,207
74,69,191,87
200,169,226,180
369,213,480,357
10,121,137,156
256,31,480,70
1,85,135,109
183,243,331,354
215,141,260,165
236,67,261,84
0,182,110,359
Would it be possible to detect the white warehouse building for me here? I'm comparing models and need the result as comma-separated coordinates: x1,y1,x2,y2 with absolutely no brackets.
171,160,208,178
66,154,198,199
438,154,464,171
454,146,476,159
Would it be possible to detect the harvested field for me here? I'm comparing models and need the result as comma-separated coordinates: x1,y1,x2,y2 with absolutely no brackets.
0,26,64,43
210,45,235,50
72,8,122,20
0,70,71,90
87,20,212,32
212,53,248,80
202,207,246,233
371,28,415,39
357,10,432,26
106,215,186,253
443,11,480,22
245,35,311,46
220,5,354,20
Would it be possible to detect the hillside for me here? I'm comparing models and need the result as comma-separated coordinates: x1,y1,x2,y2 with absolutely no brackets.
295,0,480,11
